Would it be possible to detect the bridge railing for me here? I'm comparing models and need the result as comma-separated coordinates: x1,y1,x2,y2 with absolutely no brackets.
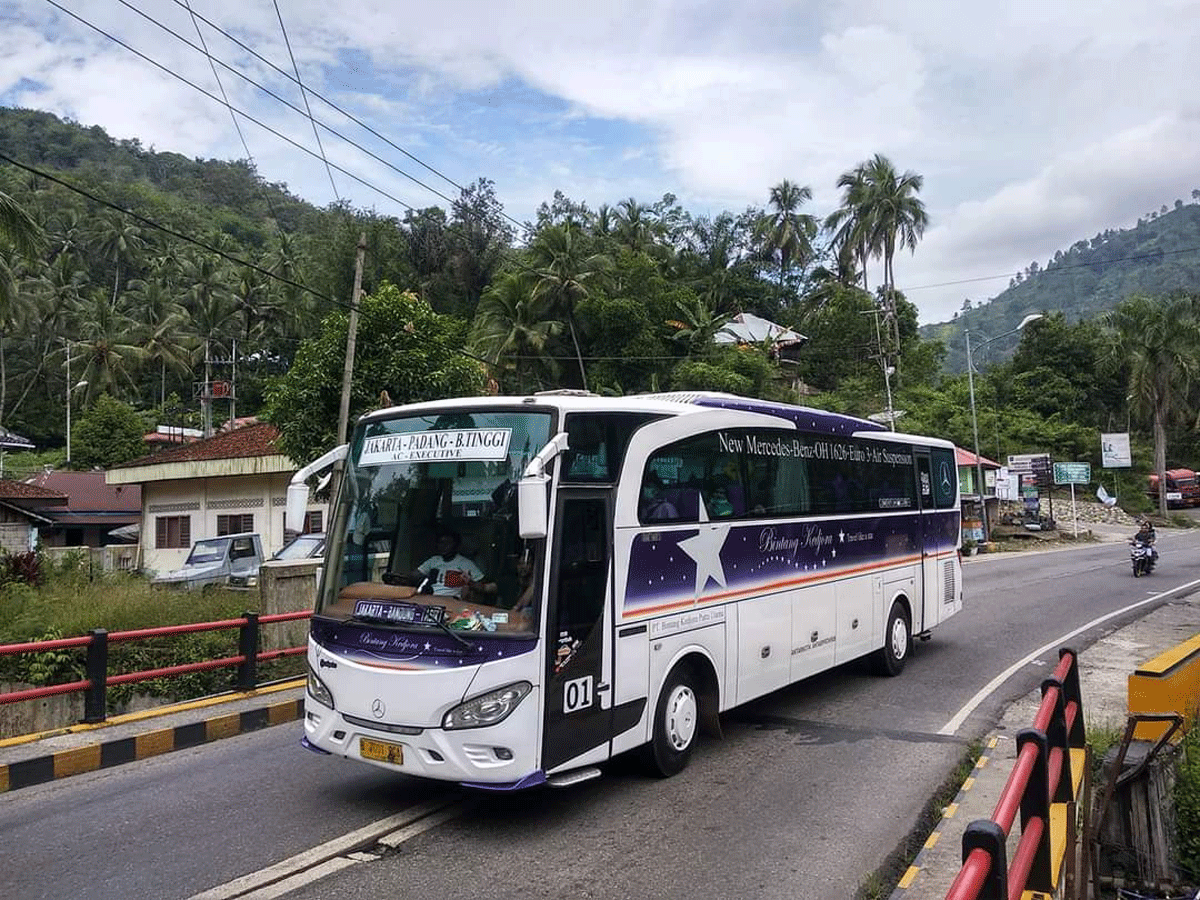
945,647,1087,900
0,611,310,724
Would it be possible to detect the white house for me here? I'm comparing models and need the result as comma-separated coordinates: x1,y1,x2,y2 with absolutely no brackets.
106,423,327,576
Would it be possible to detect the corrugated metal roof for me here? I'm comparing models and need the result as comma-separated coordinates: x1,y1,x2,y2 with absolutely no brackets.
956,447,1000,468
0,478,67,504
26,469,141,515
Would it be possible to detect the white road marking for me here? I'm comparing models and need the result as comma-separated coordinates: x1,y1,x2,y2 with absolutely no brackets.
186,798,469,900
937,576,1200,736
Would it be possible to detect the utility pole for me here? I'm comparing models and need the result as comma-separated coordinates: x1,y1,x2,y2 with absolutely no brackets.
328,233,367,516
202,339,213,438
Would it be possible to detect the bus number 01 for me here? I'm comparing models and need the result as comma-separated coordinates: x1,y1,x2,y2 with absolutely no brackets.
563,676,593,713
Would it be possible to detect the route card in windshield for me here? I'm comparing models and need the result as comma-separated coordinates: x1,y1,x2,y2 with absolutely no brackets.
353,600,445,625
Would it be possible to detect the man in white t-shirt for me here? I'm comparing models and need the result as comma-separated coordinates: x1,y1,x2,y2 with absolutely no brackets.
414,530,496,600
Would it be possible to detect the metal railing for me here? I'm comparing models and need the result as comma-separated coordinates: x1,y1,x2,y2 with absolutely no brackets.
946,647,1087,900
0,611,310,724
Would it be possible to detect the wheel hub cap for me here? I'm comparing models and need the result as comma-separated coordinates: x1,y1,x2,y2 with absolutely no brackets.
665,685,697,751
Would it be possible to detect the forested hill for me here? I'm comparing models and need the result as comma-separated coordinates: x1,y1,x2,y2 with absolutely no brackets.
923,200,1200,372
0,107,319,242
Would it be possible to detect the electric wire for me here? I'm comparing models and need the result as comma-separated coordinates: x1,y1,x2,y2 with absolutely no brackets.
0,149,336,308
153,0,525,234
180,0,290,246
272,0,340,203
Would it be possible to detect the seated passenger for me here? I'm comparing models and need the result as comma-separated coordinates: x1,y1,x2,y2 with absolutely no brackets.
706,483,734,517
412,529,496,600
640,472,679,521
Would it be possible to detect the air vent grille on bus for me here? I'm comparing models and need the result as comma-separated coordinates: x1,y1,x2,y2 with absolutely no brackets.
943,560,957,604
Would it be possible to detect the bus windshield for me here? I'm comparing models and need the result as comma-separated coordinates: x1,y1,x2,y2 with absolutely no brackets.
315,408,554,639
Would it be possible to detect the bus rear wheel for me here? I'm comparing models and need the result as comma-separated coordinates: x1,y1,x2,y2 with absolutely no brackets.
644,663,699,777
872,602,911,677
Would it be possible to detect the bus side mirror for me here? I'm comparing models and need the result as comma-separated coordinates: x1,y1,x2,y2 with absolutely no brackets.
285,482,309,534
518,475,548,539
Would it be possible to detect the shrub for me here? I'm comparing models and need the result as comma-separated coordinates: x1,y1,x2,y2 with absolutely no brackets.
1176,725,1200,882
0,550,44,587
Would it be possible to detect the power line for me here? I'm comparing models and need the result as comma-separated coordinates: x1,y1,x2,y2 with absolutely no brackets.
120,0,526,234
0,149,338,308
165,0,471,202
904,244,1200,293
179,0,288,243
272,0,340,203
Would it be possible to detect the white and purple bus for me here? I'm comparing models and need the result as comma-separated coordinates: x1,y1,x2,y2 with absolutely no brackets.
293,391,962,789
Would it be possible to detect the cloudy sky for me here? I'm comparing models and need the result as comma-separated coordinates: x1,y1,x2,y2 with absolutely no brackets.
3,0,1199,323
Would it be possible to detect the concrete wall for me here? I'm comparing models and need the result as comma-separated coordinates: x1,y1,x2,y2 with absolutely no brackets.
258,558,318,652
0,684,83,739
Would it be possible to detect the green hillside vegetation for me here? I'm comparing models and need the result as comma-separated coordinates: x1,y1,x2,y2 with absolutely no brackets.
2,107,1199,515
926,201,1200,372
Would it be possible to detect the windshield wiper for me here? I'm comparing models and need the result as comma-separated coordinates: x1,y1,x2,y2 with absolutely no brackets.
346,611,476,650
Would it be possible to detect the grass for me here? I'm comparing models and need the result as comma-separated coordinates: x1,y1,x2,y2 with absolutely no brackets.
855,740,984,900
0,551,302,709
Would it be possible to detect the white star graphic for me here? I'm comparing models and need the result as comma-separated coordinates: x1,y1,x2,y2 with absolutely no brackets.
677,519,728,596
838,529,845,543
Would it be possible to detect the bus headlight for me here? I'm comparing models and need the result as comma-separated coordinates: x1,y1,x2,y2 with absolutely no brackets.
442,682,532,731
307,664,335,709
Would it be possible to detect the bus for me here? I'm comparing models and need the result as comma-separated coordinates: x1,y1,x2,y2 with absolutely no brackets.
292,391,962,789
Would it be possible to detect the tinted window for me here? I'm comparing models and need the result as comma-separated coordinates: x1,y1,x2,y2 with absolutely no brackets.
642,428,919,521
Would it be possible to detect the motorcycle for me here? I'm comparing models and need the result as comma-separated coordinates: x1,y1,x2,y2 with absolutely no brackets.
1129,539,1157,577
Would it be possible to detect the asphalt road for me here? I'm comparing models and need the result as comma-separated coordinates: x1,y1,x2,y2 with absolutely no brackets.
4,532,1196,900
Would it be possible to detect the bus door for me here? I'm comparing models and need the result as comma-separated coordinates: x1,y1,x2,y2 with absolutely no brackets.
541,492,614,772
915,450,936,633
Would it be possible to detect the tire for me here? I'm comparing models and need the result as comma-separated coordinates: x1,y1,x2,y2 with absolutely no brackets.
1133,560,1142,577
872,601,911,677
644,663,699,777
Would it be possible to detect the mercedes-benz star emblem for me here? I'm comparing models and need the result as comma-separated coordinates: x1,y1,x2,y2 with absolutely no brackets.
371,698,386,719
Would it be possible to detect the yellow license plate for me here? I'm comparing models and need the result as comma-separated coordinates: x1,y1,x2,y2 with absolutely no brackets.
359,737,404,765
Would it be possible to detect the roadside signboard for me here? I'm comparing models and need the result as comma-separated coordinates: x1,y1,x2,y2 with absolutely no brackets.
1053,462,1091,485
1009,453,1053,486
1101,433,1132,468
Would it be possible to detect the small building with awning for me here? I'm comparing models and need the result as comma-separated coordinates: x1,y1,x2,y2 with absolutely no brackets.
0,479,66,554
957,446,1002,542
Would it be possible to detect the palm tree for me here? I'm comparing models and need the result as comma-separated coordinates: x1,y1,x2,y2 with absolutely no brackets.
0,190,44,430
860,154,928,350
755,180,818,295
72,292,150,402
473,272,562,393
90,212,146,309
127,278,194,408
1102,294,1200,519
825,163,875,291
665,295,732,357
527,224,611,390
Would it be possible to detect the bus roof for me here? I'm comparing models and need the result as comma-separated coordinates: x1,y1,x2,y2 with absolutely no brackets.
356,391,950,446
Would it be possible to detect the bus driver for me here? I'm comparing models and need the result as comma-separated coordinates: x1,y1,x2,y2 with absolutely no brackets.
411,530,496,600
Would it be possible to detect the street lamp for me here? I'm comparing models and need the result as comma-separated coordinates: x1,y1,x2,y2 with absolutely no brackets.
965,313,1043,544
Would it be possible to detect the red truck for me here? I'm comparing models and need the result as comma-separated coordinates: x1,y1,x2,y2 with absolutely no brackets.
1147,468,1200,508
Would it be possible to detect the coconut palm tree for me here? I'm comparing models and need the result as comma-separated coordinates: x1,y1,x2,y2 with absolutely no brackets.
755,180,818,295
860,155,928,350
1102,294,1200,519
90,212,146,310
825,163,875,291
527,224,611,390
0,189,44,430
473,272,562,393
72,292,150,402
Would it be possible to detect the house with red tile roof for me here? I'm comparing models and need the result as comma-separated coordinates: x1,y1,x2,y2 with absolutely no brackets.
106,423,327,576
24,470,141,548
0,479,67,554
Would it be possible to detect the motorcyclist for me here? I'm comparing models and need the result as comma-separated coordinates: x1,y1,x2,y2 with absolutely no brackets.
1133,519,1158,563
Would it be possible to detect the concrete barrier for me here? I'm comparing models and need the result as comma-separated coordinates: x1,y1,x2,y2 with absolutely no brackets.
1128,632,1200,740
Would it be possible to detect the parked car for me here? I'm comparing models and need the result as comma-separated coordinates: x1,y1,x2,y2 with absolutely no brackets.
152,533,264,590
271,533,325,561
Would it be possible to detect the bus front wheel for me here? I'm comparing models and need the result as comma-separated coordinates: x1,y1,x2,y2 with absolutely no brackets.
645,663,699,777
873,602,911,677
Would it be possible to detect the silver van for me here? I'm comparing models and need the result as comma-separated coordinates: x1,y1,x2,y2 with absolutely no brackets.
152,533,264,589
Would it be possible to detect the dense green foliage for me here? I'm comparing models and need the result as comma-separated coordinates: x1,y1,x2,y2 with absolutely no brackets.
71,394,149,468
928,202,1200,372
264,284,488,466
1177,725,1200,884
